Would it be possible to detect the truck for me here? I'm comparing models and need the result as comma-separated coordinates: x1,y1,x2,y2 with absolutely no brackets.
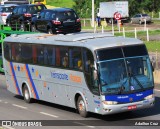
99,1,129,23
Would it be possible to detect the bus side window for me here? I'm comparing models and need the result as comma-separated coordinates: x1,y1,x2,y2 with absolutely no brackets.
69,47,82,70
60,47,68,68
11,44,21,62
56,47,60,67
37,45,44,65
21,44,32,63
83,48,99,95
44,46,56,66
32,45,37,64
4,43,11,61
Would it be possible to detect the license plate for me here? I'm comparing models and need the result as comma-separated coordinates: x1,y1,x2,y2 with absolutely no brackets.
128,105,137,110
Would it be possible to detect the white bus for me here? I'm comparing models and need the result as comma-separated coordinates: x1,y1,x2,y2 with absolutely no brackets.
3,33,155,117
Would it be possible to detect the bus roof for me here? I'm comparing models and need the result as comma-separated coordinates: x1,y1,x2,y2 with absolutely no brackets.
4,32,144,51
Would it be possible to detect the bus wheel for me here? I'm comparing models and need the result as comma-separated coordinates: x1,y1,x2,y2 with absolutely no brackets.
77,96,88,117
23,85,32,103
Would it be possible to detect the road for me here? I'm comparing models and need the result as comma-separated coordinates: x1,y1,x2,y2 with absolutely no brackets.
0,74,160,129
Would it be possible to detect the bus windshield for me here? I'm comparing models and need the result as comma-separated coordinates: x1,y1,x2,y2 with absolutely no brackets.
96,45,154,95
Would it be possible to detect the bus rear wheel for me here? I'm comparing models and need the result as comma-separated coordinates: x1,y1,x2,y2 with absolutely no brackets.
23,85,32,103
77,96,88,117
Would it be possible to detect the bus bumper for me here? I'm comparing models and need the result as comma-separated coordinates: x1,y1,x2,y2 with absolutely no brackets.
100,98,155,115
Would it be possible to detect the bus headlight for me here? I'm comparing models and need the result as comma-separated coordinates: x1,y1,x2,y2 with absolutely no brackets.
102,101,118,105
144,94,154,100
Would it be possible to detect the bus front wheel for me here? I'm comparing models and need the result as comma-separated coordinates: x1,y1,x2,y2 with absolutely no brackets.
23,85,32,103
77,96,88,117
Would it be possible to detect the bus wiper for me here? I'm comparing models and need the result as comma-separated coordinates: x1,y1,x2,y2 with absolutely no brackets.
128,72,144,91
118,78,127,94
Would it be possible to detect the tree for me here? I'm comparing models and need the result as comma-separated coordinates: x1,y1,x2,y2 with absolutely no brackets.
73,0,160,18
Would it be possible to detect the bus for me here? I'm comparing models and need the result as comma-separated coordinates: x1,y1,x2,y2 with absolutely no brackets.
0,0,29,5
32,0,46,5
3,33,155,117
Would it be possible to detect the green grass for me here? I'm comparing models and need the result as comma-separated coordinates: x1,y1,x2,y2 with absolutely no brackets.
145,41,160,52
46,0,74,8
114,30,160,38
114,31,160,52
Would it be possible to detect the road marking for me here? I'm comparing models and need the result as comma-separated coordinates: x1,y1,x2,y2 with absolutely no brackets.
12,104,27,109
4,102,8,104
40,112,59,118
0,100,2,102
155,89,160,92
74,122,95,128
2,125,15,129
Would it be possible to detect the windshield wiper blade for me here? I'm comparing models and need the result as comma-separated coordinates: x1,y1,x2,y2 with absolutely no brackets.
129,72,144,90
118,78,127,94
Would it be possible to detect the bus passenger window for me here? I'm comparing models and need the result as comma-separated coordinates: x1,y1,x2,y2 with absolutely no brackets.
62,53,68,67
69,47,82,70
4,43,11,61
44,46,56,66
32,45,37,64
56,47,60,66
37,45,44,65
11,44,21,62
60,47,68,68
21,44,32,63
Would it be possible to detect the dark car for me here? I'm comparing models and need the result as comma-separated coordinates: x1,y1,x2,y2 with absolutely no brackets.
31,8,81,34
6,4,46,31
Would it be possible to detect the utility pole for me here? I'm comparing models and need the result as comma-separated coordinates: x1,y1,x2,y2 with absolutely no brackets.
92,0,95,27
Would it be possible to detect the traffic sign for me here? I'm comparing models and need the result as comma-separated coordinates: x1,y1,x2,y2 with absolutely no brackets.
114,12,121,20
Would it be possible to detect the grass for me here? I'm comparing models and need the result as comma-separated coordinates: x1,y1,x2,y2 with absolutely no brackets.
145,41,160,52
114,30,160,38
46,0,74,8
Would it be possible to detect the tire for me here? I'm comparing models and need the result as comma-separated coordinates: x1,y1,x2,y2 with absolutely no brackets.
23,85,32,103
20,22,26,31
31,24,36,32
48,28,53,34
77,96,88,117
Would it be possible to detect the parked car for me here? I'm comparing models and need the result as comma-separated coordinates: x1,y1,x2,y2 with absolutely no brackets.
0,4,18,25
31,8,81,34
6,4,46,31
131,14,151,24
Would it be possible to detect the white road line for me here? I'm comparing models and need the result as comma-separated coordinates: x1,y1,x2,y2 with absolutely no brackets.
0,100,2,102
12,104,27,109
40,112,59,118
4,102,8,104
74,122,95,128
2,125,15,129
155,89,160,92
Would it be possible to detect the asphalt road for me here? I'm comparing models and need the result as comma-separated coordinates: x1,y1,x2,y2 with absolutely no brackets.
0,74,160,129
